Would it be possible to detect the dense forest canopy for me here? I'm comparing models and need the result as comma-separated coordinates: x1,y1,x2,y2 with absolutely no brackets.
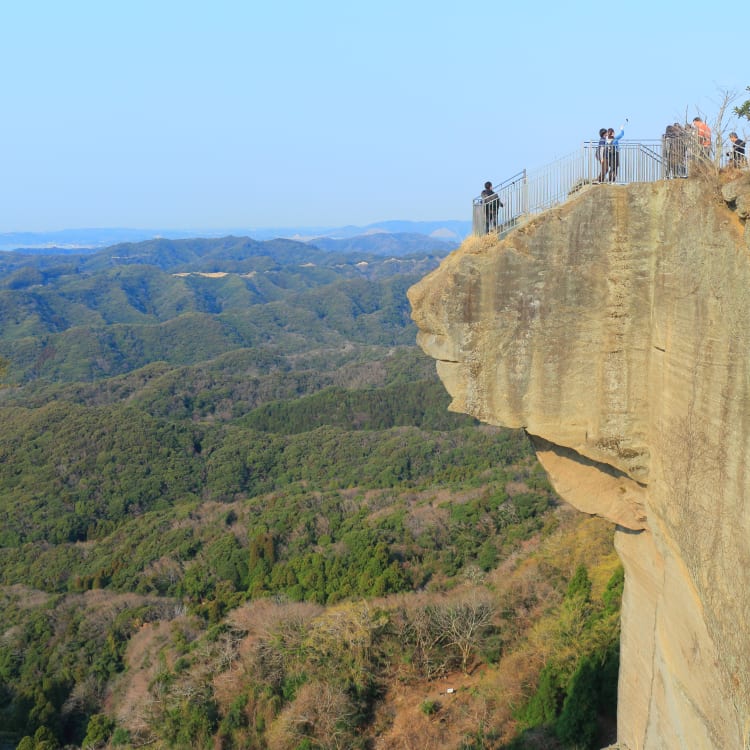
0,236,619,750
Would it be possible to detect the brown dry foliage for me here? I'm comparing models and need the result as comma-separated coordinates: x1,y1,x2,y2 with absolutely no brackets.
100,507,619,749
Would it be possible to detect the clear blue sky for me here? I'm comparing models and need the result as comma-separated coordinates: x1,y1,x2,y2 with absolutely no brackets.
2,0,748,232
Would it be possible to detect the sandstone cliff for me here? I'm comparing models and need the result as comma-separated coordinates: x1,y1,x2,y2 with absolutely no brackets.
408,173,750,750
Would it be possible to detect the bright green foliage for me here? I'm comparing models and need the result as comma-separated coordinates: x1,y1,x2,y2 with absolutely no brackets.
241,380,477,433
219,693,250,738
518,664,561,727
513,565,623,748
556,657,600,748
565,564,593,602
161,692,219,749
110,727,131,745
602,565,625,613
735,87,750,120
0,416,544,604
81,713,115,748
14,726,60,750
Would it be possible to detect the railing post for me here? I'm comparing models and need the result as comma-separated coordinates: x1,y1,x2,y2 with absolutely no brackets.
522,169,528,216
472,199,483,237
582,142,587,183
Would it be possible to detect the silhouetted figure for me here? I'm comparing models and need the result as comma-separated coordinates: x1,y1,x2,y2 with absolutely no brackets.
672,122,687,177
664,124,679,178
481,181,503,233
596,128,608,182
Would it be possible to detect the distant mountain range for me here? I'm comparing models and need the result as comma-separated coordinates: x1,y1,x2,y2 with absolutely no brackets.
0,220,471,254
0,233,452,383
306,232,458,256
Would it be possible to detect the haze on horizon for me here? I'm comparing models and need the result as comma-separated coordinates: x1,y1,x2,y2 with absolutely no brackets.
2,0,748,233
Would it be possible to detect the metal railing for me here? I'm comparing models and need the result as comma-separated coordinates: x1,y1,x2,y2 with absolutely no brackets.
472,132,717,237
472,170,526,236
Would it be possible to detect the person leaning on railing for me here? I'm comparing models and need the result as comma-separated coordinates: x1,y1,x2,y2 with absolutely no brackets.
481,181,503,233
692,116,712,157
664,123,688,178
727,132,746,168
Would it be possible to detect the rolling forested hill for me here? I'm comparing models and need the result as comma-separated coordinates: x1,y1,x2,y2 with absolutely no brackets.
0,236,619,750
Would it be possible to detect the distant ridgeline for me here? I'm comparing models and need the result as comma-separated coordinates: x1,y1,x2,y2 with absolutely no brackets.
0,219,471,253
0,234,454,384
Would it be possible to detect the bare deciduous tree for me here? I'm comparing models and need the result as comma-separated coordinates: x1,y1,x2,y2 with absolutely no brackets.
432,593,495,673
709,87,740,165
271,681,357,750
408,605,452,680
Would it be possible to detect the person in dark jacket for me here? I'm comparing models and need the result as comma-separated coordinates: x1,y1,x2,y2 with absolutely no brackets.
664,124,681,178
481,181,503,233
727,132,746,167
596,128,608,182
605,124,625,182
670,122,688,177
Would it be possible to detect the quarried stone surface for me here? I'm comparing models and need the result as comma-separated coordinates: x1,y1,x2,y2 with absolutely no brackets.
408,174,750,750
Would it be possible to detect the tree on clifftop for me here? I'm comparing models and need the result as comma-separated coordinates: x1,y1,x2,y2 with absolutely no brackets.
735,86,750,120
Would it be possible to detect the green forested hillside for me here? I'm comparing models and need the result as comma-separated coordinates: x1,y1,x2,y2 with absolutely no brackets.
0,249,434,383
0,237,619,750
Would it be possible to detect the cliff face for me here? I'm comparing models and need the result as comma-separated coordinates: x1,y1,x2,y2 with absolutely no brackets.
408,174,750,750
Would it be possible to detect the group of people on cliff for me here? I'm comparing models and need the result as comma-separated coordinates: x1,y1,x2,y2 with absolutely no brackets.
596,122,627,183
598,116,745,183
662,118,709,178
479,115,747,235
663,117,746,177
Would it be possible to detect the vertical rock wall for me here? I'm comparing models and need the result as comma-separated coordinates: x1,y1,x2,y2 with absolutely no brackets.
408,175,750,749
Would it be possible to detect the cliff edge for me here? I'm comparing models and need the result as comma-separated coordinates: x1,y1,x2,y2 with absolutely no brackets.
408,173,750,749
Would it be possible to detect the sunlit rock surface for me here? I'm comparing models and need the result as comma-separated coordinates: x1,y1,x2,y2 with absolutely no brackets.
408,174,750,750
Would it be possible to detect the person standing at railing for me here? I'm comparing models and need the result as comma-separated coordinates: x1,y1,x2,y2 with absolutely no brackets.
481,181,503,233
692,116,712,157
671,122,688,177
727,132,746,167
605,123,626,182
596,128,608,182
664,123,682,178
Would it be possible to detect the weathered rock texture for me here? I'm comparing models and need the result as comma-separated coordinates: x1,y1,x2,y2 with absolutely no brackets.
408,174,750,749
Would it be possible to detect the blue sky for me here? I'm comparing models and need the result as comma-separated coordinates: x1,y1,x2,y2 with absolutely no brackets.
2,0,748,232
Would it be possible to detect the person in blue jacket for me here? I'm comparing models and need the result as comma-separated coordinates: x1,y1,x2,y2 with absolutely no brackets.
605,123,626,182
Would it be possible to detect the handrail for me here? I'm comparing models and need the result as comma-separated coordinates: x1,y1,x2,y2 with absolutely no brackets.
472,133,723,237
472,170,527,236
492,170,527,192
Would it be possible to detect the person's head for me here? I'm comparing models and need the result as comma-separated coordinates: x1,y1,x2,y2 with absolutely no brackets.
484,181,492,190
693,117,702,123
599,128,607,138
607,128,615,137
729,132,738,142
